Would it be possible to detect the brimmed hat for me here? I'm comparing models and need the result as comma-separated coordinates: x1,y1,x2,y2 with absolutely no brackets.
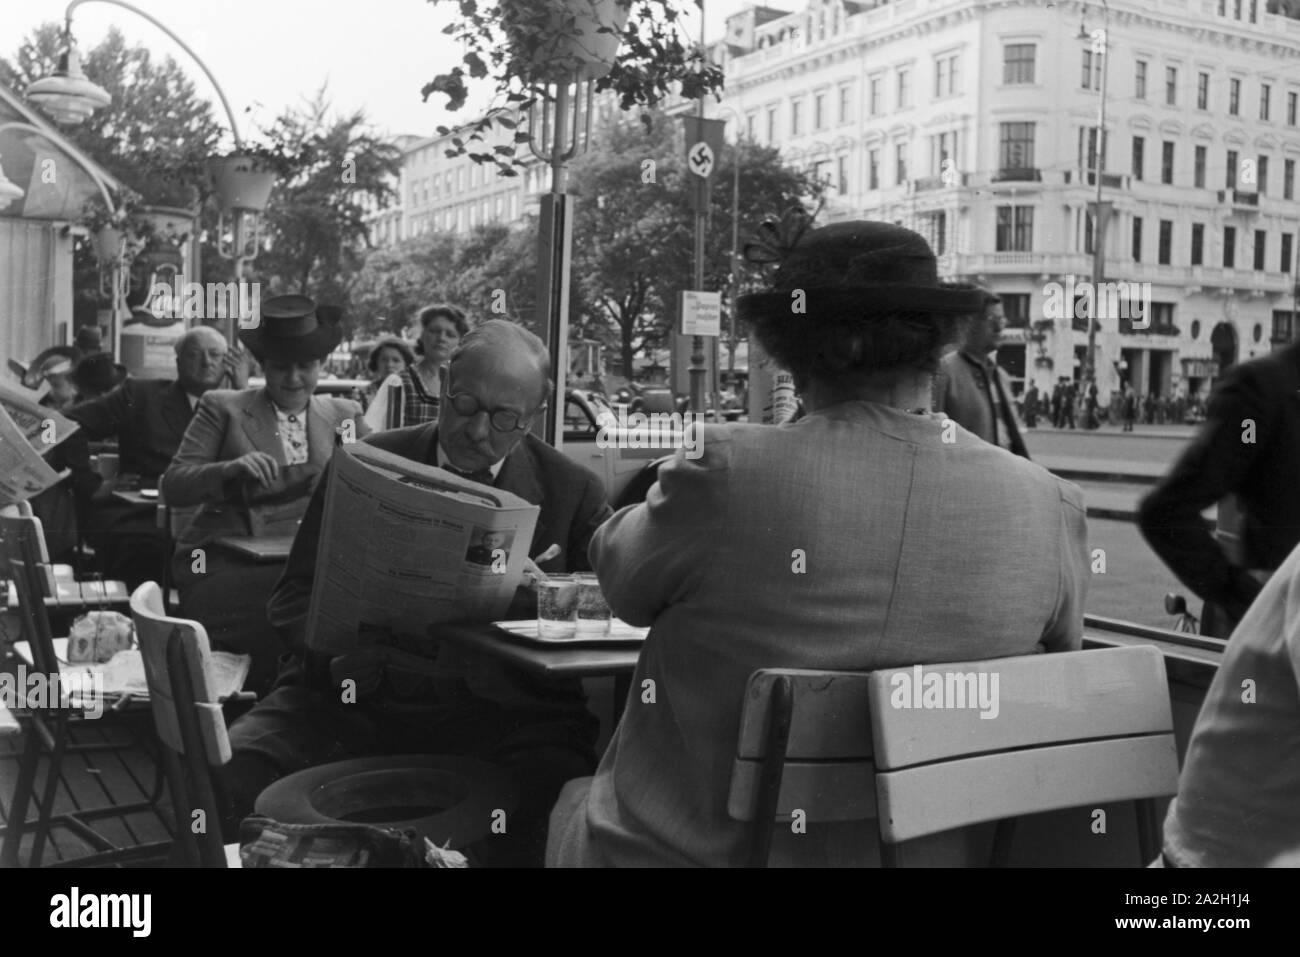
72,352,128,394
239,294,343,363
22,345,80,388
737,219,986,326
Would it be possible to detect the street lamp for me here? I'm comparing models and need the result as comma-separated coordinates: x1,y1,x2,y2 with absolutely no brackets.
1079,1,1110,390
712,106,743,378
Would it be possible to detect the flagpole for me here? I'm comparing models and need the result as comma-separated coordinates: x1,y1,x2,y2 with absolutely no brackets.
689,0,707,415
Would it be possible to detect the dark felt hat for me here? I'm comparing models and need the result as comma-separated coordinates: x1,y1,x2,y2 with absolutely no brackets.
72,351,128,394
23,345,80,388
737,219,986,326
239,294,343,363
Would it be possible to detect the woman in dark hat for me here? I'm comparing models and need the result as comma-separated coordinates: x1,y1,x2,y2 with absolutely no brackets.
548,219,1090,868
70,352,128,401
160,295,371,695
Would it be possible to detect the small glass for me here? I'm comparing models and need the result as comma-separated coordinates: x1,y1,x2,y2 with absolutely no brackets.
536,578,578,639
574,577,611,638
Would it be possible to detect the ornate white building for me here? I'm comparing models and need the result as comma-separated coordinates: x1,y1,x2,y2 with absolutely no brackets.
718,0,1300,400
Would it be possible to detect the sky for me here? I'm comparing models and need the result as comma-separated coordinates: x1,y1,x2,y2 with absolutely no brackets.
6,0,766,146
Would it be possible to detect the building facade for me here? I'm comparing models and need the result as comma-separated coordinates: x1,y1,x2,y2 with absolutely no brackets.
718,0,1300,402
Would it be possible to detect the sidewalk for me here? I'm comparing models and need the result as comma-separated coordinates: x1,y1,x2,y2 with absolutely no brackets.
1035,454,1168,485
1023,423,1197,440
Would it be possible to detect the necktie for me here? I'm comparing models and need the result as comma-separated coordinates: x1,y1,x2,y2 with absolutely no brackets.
446,465,494,486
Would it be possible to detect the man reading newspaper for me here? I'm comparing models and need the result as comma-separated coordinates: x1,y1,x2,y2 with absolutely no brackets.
223,321,612,867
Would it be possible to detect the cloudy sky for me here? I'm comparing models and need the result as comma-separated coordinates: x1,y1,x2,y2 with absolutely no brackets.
7,0,756,145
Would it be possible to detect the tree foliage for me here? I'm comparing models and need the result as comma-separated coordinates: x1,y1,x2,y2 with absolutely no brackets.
567,112,823,377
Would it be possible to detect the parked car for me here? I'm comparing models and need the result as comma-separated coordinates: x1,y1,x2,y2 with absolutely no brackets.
562,388,673,509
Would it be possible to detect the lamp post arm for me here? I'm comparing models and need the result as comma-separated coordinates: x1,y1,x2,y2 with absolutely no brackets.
64,0,244,149
0,120,116,211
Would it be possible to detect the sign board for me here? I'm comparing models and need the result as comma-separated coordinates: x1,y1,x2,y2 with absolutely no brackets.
680,291,721,337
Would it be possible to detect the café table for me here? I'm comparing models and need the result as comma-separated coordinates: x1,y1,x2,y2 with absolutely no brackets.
436,619,644,724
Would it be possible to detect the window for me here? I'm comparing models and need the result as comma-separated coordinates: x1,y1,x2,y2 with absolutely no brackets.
1227,149,1239,189
1224,225,1236,268
1166,66,1178,105
812,159,832,188
869,76,883,115
1197,72,1210,110
932,131,958,175
921,211,947,255
1273,311,1294,345
456,167,465,190
1080,126,1107,173
1135,60,1148,99
1255,229,1267,271
1161,141,1175,184
999,122,1035,171
838,84,851,124
1283,232,1294,272
1085,211,1097,255
837,155,849,194
814,92,826,130
1132,216,1143,262
1258,155,1269,194
767,106,777,143
1194,145,1207,188
896,142,908,184
746,112,757,140
1159,220,1173,265
996,205,1034,251
1229,78,1240,115
1262,84,1272,121
1001,294,1031,328
897,68,910,108
1082,50,1102,90
1132,136,1145,180
791,98,803,136
1004,44,1035,84
935,53,958,97
1290,91,1298,126
1191,223,1205,265
1287,158,1295,200
868,149,880,190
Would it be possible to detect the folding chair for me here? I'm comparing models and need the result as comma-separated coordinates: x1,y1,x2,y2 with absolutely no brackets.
0,521,163,867
866,645,1179,867
0,503,130,616
130,581,247,867
728,646,1180,867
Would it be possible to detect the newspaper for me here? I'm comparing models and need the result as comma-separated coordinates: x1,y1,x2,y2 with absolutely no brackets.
306,442,540,655
0,378,78,447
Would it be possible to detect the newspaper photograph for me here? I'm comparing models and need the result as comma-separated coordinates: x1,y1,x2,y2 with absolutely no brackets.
306,441,540,654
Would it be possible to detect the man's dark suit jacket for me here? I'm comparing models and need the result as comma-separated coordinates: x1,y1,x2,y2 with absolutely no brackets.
267,422,613,712
1139,340,1300,621
66,379,195,479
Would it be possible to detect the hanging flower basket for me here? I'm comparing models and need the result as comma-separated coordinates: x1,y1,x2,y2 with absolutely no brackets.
505,0,632,82
207,153,278,213
92,224,124,263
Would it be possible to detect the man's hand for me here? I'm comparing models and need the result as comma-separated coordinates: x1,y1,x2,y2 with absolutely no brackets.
222,341,252,389
222,451,280,486
519,544,561,591
329,647,388,699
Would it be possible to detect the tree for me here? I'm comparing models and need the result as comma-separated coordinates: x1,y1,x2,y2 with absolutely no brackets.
567,111,823,378
243,88,402,332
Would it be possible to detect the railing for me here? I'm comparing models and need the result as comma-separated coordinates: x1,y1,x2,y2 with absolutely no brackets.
910,172,970,192
1218,188,1261,208
992,167,1043,183
1064,169,1129,189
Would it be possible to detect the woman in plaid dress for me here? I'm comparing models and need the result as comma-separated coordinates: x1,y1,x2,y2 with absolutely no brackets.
392,304,471,427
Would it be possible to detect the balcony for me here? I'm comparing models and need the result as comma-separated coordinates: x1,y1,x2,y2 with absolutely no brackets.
1064,170,1129,189
992,167,1043,183
910,172,970,192
1218,188,1261,212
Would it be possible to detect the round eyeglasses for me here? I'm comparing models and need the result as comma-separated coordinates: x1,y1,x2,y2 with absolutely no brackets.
446,390,533,432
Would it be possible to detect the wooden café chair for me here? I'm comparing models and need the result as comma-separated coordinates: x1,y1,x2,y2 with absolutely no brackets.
0,503,130,617
130,581,252,867
727,646,1180,867
0,522,161,868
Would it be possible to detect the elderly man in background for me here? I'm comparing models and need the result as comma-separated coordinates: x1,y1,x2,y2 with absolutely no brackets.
932,285,1030,459
62,325,247,587
222,319,612,866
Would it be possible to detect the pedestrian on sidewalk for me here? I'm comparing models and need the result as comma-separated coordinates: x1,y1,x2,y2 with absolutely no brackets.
1122,382,1137,432
1062,380,1077,429
1024,381,1040,428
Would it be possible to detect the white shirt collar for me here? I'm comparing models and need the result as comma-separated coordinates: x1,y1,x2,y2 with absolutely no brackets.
436,436,505,479
185,391,200,410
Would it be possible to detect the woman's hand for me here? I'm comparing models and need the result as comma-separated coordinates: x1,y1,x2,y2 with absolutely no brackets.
221,451,280,487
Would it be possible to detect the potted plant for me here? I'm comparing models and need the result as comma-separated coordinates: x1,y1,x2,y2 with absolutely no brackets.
79,188,149,264
205,139,306,213
426,0,725,175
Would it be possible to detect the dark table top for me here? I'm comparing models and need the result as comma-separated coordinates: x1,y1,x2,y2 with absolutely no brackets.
435,620,642,680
